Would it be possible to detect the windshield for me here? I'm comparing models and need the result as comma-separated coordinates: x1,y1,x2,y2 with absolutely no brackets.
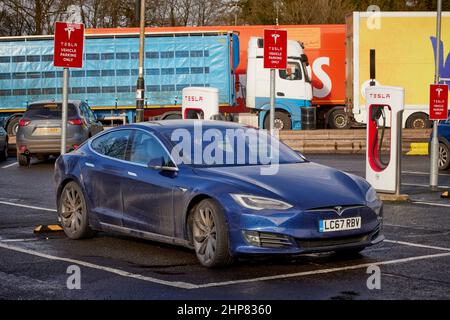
24,103,78,119
163,125,306,167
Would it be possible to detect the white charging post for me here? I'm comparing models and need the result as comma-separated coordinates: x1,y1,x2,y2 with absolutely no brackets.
365,86,405,196
182,87,219,120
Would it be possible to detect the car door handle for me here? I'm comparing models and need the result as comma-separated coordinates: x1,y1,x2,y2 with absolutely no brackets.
127,171,137,177
277,92,285,97
85,162,95,168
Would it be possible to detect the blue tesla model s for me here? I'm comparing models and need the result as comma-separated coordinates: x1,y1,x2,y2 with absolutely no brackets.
54,120,384,267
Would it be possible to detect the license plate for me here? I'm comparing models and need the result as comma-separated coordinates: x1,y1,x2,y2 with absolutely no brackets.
33,127,61,135
319,217,361,233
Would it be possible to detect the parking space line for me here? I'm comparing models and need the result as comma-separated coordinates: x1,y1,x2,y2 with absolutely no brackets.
410,201,450,208
385,239,450,252
1,238,450,290
194,252,450,289
403,170,450,176
0,201,56,212
0,241,198,290
1,161,18,169
402,182,450,189
0,238,38,243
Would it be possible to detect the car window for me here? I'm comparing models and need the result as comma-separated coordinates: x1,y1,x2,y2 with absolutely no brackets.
129,130,173,166
91,129,131,160
279,62,302,81
24,103,77,119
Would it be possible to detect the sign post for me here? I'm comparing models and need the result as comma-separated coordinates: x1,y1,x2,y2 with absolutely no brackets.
53,22,84,155
430,0,443,190
263,29,287,135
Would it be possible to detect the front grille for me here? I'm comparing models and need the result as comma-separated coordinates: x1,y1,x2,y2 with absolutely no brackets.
306,205,367,215
296,233,370,249
259,232,292,248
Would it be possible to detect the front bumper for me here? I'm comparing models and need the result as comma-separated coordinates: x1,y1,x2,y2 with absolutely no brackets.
227,205,383,255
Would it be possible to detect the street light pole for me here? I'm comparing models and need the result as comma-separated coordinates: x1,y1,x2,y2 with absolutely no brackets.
430,0,442,190
135,0,145,123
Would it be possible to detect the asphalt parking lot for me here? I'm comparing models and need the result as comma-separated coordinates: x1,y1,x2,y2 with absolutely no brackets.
0,153,450,300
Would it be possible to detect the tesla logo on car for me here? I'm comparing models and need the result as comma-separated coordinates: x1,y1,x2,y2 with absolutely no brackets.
334,206,344,216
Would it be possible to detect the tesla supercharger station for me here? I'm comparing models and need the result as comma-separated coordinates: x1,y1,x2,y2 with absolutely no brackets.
365,86,405,194
182,87,219,120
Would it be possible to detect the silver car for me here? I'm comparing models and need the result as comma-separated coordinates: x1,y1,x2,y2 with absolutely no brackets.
0,126,8,162
16,100,103,166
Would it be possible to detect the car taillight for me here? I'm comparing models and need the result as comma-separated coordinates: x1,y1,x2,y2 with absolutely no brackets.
72,144,80,150
68,119,83,125
19,119,31,126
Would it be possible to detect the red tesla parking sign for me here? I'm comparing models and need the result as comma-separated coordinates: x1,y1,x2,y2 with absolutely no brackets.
264,29,287,69
429,84,449,120
53,22,84,68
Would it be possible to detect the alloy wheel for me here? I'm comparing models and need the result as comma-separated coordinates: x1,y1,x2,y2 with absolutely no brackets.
60,184,86,234
439,144,448,168
193,206,217,265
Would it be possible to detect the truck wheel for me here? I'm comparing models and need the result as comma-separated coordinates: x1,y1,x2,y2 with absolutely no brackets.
406,113,431,129
6,117,20,136
328,109,350,129
439,142,450,170
17,152,30,166
264,111,291,130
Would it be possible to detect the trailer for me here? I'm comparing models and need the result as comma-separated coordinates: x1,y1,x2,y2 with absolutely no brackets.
0,28,314,134
346,12,450,129
0,30,239,135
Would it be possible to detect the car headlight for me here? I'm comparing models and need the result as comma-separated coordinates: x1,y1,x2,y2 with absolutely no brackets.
365,187,378,203
366,187,382,216
230,194,293,211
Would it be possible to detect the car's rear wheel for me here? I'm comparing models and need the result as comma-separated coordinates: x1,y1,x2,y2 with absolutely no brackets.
17,152,30,166
191,199,233,268
439,142,450,170
59,181,94,239
0,140,8,161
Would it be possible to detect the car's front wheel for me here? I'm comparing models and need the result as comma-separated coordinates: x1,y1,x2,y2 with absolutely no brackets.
439,142,450,170
59,181,94,239
191,199,233,268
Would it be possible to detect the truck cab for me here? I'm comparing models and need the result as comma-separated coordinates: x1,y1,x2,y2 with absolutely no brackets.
246,37,313,130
